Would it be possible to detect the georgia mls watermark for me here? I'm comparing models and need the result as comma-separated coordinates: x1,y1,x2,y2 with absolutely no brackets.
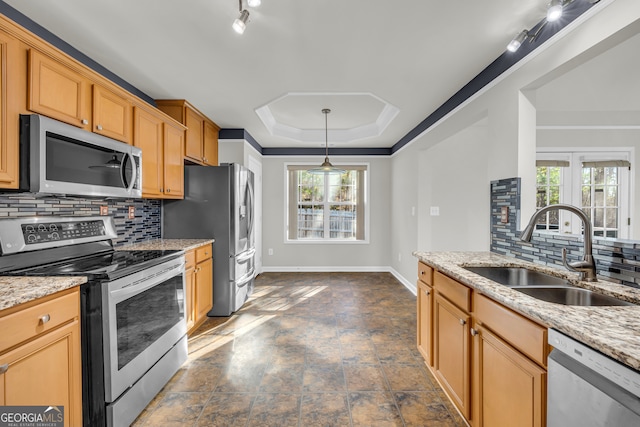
0,406,64,427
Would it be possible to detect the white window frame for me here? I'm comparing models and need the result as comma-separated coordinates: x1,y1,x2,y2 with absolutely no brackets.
284,162,370,244
536,147,633,239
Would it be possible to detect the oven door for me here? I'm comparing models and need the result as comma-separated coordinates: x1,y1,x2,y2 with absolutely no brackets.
101,256,186,403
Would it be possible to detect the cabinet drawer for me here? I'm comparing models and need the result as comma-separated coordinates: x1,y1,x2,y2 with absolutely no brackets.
0,289,79,353
418,262,433,286
196,244,212,263
185,249,196,269
474,293,548,367
434,271,471,312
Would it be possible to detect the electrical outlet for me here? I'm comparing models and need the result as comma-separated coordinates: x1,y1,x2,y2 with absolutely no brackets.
268,248,274,256
430,206,440,216
128,206,135,219
100,205,108,216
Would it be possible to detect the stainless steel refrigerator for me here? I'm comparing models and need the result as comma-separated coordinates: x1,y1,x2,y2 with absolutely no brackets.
162,163,255,316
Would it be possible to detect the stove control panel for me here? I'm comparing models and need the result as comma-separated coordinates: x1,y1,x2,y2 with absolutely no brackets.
22,220,106,244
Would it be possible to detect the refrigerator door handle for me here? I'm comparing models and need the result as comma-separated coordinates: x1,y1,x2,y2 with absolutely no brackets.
236,268,255,287
235,248,256,262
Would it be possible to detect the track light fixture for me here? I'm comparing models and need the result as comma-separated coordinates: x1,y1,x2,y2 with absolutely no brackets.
507,0,584,53
232,0,262,34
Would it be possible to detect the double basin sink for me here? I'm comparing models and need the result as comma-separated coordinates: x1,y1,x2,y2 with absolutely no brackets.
464,266,634,306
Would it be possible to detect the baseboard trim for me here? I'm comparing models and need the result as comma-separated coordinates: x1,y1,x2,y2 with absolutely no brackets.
259,266,416,296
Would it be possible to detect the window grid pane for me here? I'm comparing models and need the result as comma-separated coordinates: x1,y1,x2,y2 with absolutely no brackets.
293,169,363,241
535,166,561,231
582,166,619,238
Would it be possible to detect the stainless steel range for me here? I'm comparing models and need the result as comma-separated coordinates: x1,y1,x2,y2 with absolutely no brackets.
0,216,187,427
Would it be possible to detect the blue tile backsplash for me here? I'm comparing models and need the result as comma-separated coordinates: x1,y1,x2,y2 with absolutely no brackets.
490,178,640,288
0,193,160,246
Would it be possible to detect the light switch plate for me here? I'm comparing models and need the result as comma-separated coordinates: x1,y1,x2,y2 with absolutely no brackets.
128,206,135,219
430,206,440,216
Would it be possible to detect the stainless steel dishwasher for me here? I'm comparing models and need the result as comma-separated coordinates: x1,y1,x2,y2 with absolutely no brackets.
548,329,640,427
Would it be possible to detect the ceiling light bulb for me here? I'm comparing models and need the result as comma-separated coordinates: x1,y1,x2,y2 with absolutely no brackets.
507,30,528,53
247,0,261,7
232,10,249,34
547,0,564,22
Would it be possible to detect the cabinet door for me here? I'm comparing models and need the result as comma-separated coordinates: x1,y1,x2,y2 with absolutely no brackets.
28,49,91,129
163,122,185,198
133,107,164,198
434,293,471,419
203,120,218,166
417,280,433,366
0,31,19,188
92,84,131,143
472,324,546,427
184,107,204,162
194,257,213,322
0,320,82,427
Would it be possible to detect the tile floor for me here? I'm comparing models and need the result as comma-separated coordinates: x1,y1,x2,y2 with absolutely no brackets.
132,272,467,427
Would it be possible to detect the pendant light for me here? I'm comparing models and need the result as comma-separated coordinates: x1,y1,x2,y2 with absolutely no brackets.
308,109,345,175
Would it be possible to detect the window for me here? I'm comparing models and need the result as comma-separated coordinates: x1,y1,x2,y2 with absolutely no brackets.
287,165,367,242
535,149,631,238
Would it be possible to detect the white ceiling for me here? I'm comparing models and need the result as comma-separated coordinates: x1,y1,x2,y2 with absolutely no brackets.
5,0,558,148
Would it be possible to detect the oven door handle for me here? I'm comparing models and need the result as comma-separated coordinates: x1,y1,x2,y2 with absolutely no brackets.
107,261,185,301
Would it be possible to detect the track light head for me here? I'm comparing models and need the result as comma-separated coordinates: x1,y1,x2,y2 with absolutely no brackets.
547,0,564,22
233,9,250,34
507,30,529,53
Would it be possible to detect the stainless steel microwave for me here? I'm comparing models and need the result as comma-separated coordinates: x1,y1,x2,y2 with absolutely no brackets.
19,114,142,199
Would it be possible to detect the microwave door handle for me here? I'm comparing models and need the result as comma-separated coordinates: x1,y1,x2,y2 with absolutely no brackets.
120,152,137,193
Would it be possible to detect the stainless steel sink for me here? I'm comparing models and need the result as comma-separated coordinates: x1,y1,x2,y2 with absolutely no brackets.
515,286,634,306
464,266,570,287
464,266,635,306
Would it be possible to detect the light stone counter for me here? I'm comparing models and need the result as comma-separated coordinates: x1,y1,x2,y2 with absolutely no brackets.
413,251,640,371
0,276,87,312
116,238,214,252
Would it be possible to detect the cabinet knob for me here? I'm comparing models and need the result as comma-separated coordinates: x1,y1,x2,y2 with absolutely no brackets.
166,188,171,193
424,290,430,296
96,124,103,131
0,363,8,374
160,188,164,192
459,319,466,326
420,271,424,275
39,314,50,324
470,328,478,336
81,119,89,125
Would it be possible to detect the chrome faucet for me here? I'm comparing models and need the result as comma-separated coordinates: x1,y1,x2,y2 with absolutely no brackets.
520,204,597,282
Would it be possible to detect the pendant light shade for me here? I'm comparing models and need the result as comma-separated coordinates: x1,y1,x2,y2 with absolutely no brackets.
308,109,345,175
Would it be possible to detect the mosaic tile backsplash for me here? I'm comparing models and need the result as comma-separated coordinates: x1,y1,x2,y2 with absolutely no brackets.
0,193,160,246
490,177,640,288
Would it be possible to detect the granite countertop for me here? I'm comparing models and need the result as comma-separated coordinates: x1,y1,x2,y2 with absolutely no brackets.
413,251,640,371
116,238,214,252
0,276,87,312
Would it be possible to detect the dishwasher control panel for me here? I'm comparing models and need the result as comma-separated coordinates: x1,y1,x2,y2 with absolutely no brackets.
549,329,640,398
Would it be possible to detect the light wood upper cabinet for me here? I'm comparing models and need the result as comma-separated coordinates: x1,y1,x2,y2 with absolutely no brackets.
164,122,185,198
28,49,91,129
156,99,219,166
0,288,82,427
92,84,132,143
0,30,20,188
133,105,185,199
203,120,219,166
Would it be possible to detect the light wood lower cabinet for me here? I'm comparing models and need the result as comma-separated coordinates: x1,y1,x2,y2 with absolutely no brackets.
472,323,546,427
0,288,82,427
434,292,471,419
417,262,548,427
185,244,213,335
